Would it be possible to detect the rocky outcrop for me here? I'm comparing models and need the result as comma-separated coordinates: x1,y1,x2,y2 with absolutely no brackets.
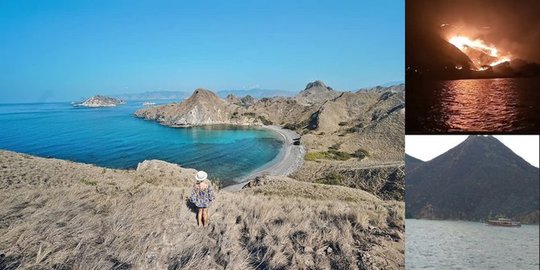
295,80,341,106
293,162,404,200
75,95,125,107
307,85,405,134
225,94,256,108
240,95,256,107
225,94,241,105
135,88,254,126
356,83,405,93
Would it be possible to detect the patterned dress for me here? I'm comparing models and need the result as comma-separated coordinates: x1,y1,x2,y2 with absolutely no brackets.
190,182,215,208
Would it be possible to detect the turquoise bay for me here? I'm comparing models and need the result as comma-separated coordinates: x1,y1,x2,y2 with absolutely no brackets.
0,101,283,186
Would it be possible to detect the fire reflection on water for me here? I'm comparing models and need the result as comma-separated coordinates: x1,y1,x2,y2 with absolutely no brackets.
414,78,540,132
441,79,518,131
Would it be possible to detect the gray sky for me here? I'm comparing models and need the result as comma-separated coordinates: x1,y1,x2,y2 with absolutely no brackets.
406,135,539,167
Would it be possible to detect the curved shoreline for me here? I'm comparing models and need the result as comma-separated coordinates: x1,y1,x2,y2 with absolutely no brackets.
223,125,305,191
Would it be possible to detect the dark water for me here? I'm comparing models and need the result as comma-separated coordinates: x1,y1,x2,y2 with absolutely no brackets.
406,219,540,270
406,77,540,133
0,101,283,186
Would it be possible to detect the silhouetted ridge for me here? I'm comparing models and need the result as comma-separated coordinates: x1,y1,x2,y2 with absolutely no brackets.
406,136,539,223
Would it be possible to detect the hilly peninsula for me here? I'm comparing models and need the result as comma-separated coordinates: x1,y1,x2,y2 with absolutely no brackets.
135,80,405,200
406,135,539,223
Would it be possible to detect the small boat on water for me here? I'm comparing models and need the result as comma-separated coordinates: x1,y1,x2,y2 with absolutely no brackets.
142,102,156,106
486,217,521,227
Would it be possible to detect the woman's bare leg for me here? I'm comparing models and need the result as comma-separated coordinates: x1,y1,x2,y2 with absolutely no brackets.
197,208,203,227
203,208,209,227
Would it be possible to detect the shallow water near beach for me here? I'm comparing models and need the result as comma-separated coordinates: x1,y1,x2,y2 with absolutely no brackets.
406,219,540,270
0,101,283,186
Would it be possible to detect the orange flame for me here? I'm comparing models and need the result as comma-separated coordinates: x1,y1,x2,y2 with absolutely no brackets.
448,35,510,70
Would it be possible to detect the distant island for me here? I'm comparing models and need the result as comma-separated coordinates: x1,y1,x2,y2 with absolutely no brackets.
74,95,125,107
406,135,539,224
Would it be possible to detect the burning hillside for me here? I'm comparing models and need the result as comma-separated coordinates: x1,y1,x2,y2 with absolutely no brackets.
448,35,511,70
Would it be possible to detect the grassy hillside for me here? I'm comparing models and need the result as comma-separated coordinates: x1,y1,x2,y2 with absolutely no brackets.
0,150,404,269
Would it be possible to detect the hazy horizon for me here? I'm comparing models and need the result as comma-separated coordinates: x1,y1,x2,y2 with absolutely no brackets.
0,0,404,103
0,78,406,104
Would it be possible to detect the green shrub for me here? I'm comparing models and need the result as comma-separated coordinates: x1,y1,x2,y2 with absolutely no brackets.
257,115,273,125
338,121,348,126
352,149,370,160
329,143,341,150
328,149,352,160
80,179,97,186
305,151,331,161
316,173,344,185
305,150,351,161
345,123,364,133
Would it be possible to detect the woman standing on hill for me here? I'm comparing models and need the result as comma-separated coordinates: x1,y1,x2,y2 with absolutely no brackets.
190,171,215,227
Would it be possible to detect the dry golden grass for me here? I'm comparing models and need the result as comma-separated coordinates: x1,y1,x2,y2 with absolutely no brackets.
0,150,403,269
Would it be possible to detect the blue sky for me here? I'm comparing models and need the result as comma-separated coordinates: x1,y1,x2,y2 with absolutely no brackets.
0,0,404,103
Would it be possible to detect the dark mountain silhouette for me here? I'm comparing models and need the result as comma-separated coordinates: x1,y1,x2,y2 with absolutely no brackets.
405,154,425,174
406,135,539,223
406,31,474,79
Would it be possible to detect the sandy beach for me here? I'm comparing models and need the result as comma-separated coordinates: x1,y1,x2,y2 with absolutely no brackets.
223,125,305,191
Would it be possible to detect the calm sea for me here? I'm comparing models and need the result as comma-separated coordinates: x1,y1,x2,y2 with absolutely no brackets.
406,219,540,270
406,77,540,133
0,101,283,186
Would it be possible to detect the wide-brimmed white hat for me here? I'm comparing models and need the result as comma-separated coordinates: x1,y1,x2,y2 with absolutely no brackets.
195,171,208,181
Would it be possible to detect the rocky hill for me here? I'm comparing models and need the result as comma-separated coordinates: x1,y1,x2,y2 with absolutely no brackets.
357,83,405,93
134,81,405,200
0,150,404,269
75,95,125,107
295,80,341,106
135,88,247,126
405,135,539,223
293,85,405,200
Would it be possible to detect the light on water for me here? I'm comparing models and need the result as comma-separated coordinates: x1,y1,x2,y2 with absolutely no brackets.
0,102,283,186
406,219,540,270
408,77,540,132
